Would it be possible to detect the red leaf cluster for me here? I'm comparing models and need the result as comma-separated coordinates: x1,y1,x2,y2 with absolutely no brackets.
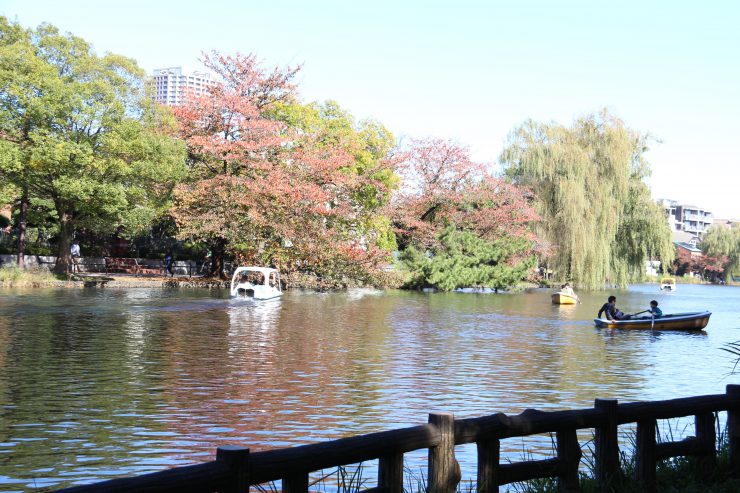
674,248,728,279
170,52,393,275
391,138,539,249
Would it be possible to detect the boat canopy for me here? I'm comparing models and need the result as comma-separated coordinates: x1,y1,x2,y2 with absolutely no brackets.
231,267,281,288
230,266,283,299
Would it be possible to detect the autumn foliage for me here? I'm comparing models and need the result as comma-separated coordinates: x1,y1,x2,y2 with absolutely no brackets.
673,248,728,281
391,138,540,289
171,52,396,280
0,20,687,290
169,54,540,287
391,138,538,249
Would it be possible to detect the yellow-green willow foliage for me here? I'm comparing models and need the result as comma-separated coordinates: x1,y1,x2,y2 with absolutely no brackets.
500,111,673,288
701,225,740,280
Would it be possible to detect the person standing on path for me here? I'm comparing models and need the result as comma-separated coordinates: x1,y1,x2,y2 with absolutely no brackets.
70,241,81,273
165,250,174,277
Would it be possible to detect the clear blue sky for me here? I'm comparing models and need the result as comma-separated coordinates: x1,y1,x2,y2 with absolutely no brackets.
4,0,739,218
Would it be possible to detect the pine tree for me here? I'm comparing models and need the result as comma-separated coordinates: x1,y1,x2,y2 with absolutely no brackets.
401,226,535,291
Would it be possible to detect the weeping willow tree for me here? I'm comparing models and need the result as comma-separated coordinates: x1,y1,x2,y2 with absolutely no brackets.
701,225,740,281
500,110,673,288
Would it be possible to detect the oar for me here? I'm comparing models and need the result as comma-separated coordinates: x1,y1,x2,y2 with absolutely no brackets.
630,310,650,318
626,310,655,328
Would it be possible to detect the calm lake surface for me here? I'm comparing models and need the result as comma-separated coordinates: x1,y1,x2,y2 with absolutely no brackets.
1,283,739,491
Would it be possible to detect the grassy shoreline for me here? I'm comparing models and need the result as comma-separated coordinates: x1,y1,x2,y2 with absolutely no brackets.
2,266,733,291
301,431,740,493
0,266,401,290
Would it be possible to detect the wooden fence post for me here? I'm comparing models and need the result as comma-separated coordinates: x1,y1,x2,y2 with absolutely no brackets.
727,384,740,476
594,398,619,491
476,438,500,493
695,412,716,478
282,474,309,493
378,452,404,493
635,420,656,492
428,412,460,493
216,446,250,493
556,430,581,492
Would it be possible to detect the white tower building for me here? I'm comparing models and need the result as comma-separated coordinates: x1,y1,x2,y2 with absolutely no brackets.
152,67,214,106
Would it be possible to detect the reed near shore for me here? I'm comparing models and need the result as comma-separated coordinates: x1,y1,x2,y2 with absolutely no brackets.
51,385,740,493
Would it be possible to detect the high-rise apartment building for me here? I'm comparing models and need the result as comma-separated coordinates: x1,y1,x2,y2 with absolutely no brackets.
657,198,714,236
151,67,214,106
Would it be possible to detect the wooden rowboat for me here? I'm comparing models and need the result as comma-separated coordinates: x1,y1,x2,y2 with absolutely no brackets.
551,292,578,305
594,311,711,330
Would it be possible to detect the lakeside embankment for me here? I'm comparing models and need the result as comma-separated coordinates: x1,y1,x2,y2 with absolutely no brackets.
0,268,403,290
2,271,732,291
0,273,235,290
0,255,731,291
0,254,405,290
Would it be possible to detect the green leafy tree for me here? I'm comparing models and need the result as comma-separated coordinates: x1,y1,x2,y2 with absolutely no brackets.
269,99,399,251
401,226,536,291
0,18,186,273
701,225,740,281
173,55,398,282
500,110,673,288
171,52,299,277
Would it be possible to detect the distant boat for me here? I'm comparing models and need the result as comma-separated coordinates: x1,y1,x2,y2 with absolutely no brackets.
660,278,676,291
230,266,283,300
594,311,710,330
551,292,578,305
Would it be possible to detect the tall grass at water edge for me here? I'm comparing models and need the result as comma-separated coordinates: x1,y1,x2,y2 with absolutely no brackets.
253,463,479,493
271,416,740,493
0,265,59,284
513,416,740,493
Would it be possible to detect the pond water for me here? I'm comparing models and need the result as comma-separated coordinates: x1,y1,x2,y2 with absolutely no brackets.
0,283,739,491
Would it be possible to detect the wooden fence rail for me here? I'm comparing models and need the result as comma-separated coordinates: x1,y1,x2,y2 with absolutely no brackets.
52,384,740,493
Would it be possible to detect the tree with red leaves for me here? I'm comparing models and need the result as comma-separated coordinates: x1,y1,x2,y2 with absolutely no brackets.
673,247,728,282
171,52,298,277
392,138,538,248
391,138,540,290
172,53,396,281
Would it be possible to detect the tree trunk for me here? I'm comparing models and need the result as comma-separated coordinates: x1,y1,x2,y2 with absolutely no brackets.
15,186,28,268
210,237,228,279
54,211,74,276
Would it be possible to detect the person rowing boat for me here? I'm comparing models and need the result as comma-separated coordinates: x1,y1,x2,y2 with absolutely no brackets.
624,300,663,320
597,295,631,320
561,283,578,301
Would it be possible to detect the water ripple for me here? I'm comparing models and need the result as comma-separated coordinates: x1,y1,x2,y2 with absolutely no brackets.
0,285,738,489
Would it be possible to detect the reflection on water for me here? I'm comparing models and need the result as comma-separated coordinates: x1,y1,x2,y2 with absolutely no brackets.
0,284,739,490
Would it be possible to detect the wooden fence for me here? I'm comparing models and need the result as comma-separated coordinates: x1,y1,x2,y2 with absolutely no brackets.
52,385,740,493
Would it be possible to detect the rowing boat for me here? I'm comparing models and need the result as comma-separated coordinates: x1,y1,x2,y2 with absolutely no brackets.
593,311,711,330
552,292,578,304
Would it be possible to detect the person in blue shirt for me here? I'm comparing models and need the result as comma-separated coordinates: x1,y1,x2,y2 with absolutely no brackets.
648,300,663,318
164,250,174,277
